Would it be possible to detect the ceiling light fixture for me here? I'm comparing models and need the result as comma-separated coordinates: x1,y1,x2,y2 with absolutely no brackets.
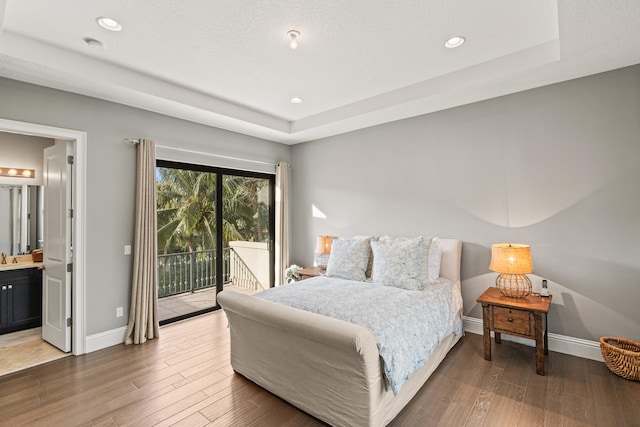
287,30,301,49
83,37,104,49
96,16,122,32
445,36,466,49
290,97,303,104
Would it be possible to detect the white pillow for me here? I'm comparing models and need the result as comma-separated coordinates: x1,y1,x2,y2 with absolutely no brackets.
427,237,442,282
325,238,371,281
379,235,433,284
370,237,426,290
352,235,378,278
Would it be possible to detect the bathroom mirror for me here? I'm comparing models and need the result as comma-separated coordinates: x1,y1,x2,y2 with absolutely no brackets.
0,185,44,256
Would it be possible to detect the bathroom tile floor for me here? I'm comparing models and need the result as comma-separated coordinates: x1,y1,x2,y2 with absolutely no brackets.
0,328,68,377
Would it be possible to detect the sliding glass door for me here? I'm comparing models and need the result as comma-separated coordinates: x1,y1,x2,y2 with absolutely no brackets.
221,174,274,295
156,160,274,324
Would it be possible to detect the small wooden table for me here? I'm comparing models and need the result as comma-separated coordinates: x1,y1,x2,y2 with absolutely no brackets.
296,267,325,281
477,287,551,375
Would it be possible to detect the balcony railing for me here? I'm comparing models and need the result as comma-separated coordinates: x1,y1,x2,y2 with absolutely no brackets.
157,247,263,298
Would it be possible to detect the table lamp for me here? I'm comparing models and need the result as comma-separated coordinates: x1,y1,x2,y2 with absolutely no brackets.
315,235,335,269
489,243,533,298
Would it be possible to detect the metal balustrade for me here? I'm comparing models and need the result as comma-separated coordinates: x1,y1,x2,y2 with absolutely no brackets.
157,247,263,298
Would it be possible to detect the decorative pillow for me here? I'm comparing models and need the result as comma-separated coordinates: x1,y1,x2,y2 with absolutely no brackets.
353,235,378,278
379,235,433,284
325,238,371,281
427,237,442,282
370,237,426,290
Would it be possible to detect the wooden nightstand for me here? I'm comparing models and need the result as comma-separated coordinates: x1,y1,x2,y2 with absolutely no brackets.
477,287,551,375
296,267,325,281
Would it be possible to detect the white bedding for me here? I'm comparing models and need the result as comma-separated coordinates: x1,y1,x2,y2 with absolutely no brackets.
256,276,458,395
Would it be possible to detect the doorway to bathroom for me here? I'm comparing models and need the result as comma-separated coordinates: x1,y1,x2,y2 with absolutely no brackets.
0,118,87,376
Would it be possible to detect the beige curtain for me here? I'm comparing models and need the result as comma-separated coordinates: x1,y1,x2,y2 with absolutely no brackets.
125,139,160,344
275,162,290,286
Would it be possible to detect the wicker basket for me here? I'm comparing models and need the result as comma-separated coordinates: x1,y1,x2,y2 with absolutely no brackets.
600,337,640,381
32,249,43,262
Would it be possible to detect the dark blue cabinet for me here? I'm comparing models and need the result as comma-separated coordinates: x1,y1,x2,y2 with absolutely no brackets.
0,268,42,335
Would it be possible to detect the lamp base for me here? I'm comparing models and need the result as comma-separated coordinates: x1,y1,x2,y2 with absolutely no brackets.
496,273,532,298
315,253,330,270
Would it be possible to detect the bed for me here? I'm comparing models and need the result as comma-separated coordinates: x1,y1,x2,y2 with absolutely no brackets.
217,237,463,427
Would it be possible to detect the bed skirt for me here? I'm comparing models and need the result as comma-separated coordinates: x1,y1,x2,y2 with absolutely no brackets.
219,290,462,427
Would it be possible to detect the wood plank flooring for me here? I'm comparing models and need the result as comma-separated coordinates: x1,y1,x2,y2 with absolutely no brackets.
0,310,638,426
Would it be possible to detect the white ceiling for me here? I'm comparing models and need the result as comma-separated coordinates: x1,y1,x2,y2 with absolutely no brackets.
0,1,639,144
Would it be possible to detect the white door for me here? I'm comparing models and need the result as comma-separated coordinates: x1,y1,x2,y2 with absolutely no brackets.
42,142,72,352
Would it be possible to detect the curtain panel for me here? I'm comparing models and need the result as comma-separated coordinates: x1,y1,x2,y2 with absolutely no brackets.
275,162,290,286
125,139,160,344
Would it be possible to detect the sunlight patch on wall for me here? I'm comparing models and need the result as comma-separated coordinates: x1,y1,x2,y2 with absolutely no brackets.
312,204,327,219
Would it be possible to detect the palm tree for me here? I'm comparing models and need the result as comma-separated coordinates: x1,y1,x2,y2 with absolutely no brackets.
157,168,216,254
156,168,269,254
222,175,269,244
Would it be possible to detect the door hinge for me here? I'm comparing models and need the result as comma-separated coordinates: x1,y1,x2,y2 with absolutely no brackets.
67,318,72,327
68,208,74,218
67,263,73,273
67,155,74,165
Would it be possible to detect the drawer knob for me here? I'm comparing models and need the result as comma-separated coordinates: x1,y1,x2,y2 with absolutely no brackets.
508,318,513,322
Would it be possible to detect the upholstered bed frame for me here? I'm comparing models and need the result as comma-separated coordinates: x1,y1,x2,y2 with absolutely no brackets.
218,239,463,427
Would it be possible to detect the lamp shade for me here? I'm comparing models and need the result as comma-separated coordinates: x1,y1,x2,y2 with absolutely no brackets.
315,235,335,254
489,243,532,274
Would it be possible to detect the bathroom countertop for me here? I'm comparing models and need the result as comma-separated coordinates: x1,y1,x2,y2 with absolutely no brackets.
0,254,44,271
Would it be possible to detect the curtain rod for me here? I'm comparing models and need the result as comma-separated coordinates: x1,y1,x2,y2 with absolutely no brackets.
123,138,281,167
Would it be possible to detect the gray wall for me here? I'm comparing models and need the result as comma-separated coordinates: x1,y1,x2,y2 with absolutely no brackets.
290,65,640,342
1,63,638,344
0,77,290,336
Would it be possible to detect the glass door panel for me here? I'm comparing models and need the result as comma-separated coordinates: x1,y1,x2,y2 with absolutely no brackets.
222,174,274,296
156,164,218,323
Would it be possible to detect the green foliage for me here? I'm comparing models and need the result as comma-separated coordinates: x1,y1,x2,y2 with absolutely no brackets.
156,167,270,254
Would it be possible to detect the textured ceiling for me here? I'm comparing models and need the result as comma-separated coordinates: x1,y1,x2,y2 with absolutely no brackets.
0,0,639,144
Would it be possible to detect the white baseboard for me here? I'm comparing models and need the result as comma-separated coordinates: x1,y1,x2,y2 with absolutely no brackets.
463,316,604,362
85,326,127,353
85,319,604,361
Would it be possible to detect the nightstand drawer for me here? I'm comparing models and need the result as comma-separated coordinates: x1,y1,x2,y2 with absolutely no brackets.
492,306,532,336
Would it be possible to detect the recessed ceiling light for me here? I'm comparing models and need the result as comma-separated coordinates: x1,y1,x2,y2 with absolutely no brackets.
445,36,466,49
96,16,122,32
290,97,303,104
287,30,301,49
83,37,104,49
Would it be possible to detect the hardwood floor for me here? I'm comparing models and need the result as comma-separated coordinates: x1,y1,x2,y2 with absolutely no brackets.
0,310,638,426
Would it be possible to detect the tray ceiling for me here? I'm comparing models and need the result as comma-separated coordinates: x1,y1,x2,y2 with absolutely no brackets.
0,0,639,144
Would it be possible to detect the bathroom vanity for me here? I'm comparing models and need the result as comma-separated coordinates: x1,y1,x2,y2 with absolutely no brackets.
0,263,43,335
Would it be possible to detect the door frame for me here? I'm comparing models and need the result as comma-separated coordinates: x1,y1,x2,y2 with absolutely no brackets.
156,160,275,324
0,118,86,356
